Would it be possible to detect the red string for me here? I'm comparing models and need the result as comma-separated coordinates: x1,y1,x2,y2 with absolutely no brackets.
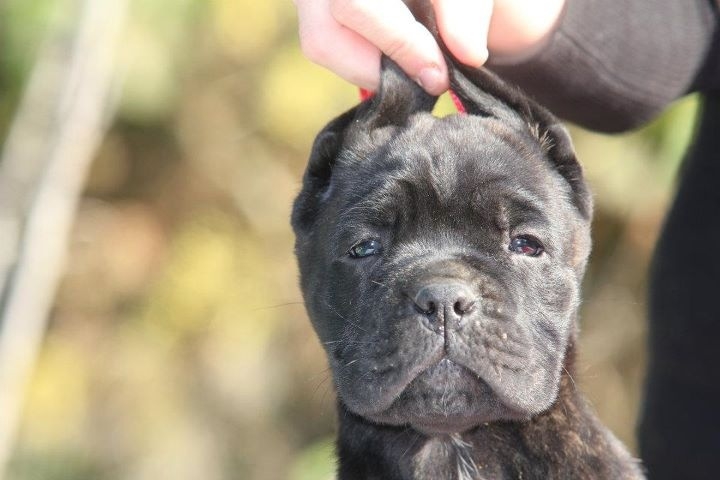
357,88,466,114
448,89,466,114
359,88,374,101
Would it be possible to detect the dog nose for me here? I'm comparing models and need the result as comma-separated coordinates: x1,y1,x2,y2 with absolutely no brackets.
413,283,476,321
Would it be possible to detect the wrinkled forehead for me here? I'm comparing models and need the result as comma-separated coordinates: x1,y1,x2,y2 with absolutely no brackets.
342,113,558,199
334,114,567,225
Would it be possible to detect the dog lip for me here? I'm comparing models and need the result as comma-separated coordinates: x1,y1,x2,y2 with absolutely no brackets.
369,357,466,412
340,347,446,417
356,356,535,427
353,357,473,418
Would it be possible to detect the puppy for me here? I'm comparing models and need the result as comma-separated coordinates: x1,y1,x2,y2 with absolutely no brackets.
291,54,644,479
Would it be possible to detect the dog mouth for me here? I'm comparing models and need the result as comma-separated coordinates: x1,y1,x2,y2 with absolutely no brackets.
365,357,527,434
332,306,555,433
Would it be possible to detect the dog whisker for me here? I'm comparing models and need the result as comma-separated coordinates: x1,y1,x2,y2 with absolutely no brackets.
318,379,335,412
562,366,578,392
249,301,304,312
322,299,370,334
370,279,392,291
305,366,332,382
323,340,374,346
310,373,332,400
399,430,423,461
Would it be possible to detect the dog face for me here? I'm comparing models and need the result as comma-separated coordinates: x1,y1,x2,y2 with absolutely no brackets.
292,58,592,435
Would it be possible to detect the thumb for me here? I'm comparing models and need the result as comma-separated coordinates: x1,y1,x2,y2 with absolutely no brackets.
330,0,449,95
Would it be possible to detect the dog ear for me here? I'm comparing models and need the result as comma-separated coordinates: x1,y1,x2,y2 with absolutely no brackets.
291,105,359,234
293,57,437,234
449,63,592,219
303,56,435,187
358,56,438,128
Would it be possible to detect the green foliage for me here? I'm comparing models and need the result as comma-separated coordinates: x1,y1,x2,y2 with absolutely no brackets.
571,95,698,217
118,0,203,123
641,94,700,180
0,0,66,139
9,450,103,480
0,0,63,80
288,438,336,480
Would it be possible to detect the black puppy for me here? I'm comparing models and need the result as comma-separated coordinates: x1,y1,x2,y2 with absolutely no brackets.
292,55,644,479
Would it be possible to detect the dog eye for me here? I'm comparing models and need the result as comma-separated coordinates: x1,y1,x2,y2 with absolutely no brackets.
509,235,544,256
348,239,383,258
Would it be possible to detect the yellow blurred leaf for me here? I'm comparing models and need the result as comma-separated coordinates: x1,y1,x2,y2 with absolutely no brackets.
211,0,283,62
260,46,357,149
22,339,89,448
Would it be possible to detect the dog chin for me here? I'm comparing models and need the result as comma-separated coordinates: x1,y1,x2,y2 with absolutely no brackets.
360,358,531,434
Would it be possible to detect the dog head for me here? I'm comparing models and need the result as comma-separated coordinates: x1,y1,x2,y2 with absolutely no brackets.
292,58,592,434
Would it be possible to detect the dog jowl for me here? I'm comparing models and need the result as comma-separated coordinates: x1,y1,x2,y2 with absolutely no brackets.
292,57,641,479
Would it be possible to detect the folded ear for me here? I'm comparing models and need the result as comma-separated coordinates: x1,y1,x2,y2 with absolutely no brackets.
293,57,437,234
449,62,532,125
291,105,359,234
449,63,592,219
358,56,437,128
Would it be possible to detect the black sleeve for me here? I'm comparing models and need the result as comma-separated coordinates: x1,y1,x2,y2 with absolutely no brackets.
488,0,719,133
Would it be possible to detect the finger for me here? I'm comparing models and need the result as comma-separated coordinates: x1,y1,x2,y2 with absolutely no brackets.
330,0,448,95
488,0,566,58
434,0,492,67
296,0,383,90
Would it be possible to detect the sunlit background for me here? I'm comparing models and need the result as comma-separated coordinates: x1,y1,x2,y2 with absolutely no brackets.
0,0,698,479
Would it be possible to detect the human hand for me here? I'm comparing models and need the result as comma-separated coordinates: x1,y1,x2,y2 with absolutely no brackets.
294,0,566,95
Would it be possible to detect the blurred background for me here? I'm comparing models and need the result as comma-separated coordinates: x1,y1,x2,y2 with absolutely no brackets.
0,0,699,479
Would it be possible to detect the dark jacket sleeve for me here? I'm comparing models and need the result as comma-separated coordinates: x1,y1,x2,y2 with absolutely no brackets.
488,0,719,133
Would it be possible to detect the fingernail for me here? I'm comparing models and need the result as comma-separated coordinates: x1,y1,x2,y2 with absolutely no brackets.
472,48,490,67
416,65,445,94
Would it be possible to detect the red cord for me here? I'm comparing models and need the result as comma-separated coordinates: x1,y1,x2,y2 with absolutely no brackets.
358,88,466,114
359,88,374,101
448,89,466,114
